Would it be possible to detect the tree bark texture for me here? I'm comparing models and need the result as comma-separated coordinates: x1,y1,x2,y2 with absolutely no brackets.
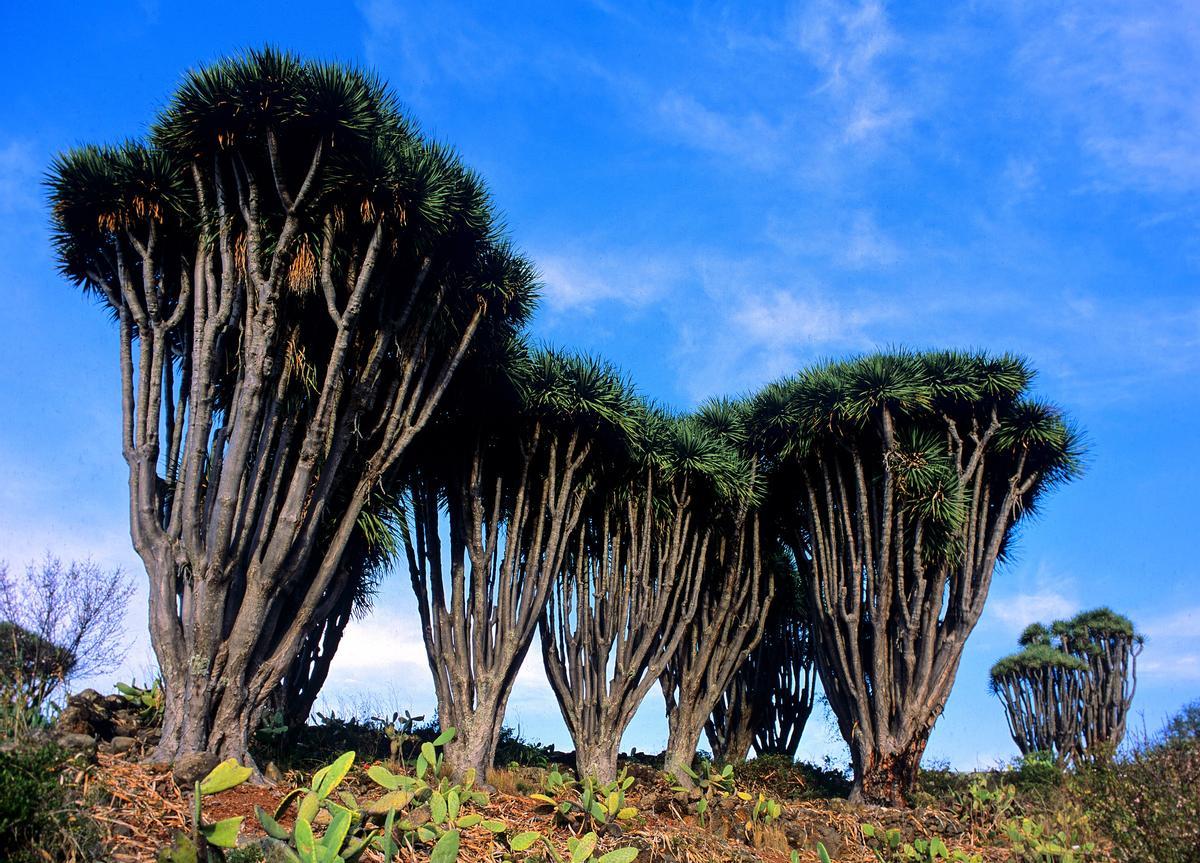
1062,631,1141,761
403,426,591,781
793,405,1047,805
540,471,707,782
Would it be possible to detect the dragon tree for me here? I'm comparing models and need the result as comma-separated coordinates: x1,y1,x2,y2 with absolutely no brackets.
1056,608,1142,760
400,345,642,781
705,571,816,764
994,609,1141,764
751,351,1082,805
660,400,776,781
540,413,746,781
47,49,535,764
990,630,1087,766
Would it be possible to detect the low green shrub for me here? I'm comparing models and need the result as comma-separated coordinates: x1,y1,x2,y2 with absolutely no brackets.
1072,733,1200,862
1003,805,1096,863
0,743,103,863
494,725,554,769
1011,751,1064,791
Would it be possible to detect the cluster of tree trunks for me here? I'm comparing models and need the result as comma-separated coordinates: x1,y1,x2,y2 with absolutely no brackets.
540,472,708,782
704,595,817,765
993,614,1141,764
661,515,773,780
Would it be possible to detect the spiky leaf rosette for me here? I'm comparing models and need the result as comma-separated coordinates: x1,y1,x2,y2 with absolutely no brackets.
750,349,1082,563
989,644,1088,692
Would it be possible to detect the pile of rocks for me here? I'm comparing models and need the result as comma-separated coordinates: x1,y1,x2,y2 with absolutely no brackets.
52,688,160,761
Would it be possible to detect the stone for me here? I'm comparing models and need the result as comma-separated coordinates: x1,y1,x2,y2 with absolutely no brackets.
56,732,98,761
110,735,138,754
173,751,221,786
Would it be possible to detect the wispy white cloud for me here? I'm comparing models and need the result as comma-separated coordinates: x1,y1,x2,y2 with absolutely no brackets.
1145,606,1200,641
647,0,919,182
983,561,1080,634
765,208,902,270
988,590,1079,632
1015,1,1200,194
655,92,788,171
787,0,910,144
535,249,680,314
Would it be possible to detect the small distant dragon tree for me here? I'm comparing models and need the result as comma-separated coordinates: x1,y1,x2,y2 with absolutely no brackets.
989,631,1087,766
994,609,1141,763
401,347,642,781
47,49,534,764
752,351,1082,805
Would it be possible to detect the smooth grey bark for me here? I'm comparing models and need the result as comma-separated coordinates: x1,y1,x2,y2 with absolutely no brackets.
706,662,760,765
794,406,1048,805
403,427,590,782
662,514,773,783
540,471,707,782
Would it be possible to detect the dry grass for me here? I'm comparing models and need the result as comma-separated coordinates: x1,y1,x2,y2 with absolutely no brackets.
77,752,1112,863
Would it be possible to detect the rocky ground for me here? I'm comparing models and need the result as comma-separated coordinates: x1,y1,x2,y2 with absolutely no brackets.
48,690,1099,862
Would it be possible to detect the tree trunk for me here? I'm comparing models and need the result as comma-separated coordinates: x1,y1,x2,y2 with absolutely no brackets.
850,733,929,807
705,673,758,766
574,736,621,783
712,716,756,766
664,715,705,785
154,672,260,767
442,709,504,785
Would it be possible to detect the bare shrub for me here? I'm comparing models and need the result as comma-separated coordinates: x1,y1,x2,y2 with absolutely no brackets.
0,555,132,735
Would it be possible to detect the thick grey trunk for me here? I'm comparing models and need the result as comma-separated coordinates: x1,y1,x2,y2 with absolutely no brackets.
442,713,501,785
574,736,621,783
663,717,705,786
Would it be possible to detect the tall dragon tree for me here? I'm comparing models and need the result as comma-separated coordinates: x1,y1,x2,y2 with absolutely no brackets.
752,351,1082,805
540,414,744,781
400,345,642,781
47,50,534,763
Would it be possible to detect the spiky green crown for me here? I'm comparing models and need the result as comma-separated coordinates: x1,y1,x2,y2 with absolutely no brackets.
989,643,1088,691
997,607,1142,686
1019,622,1052,646
748,349,1084,559
47,47,537,335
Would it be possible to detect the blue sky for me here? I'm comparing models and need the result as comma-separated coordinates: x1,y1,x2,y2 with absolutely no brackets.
1,1,1197,769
